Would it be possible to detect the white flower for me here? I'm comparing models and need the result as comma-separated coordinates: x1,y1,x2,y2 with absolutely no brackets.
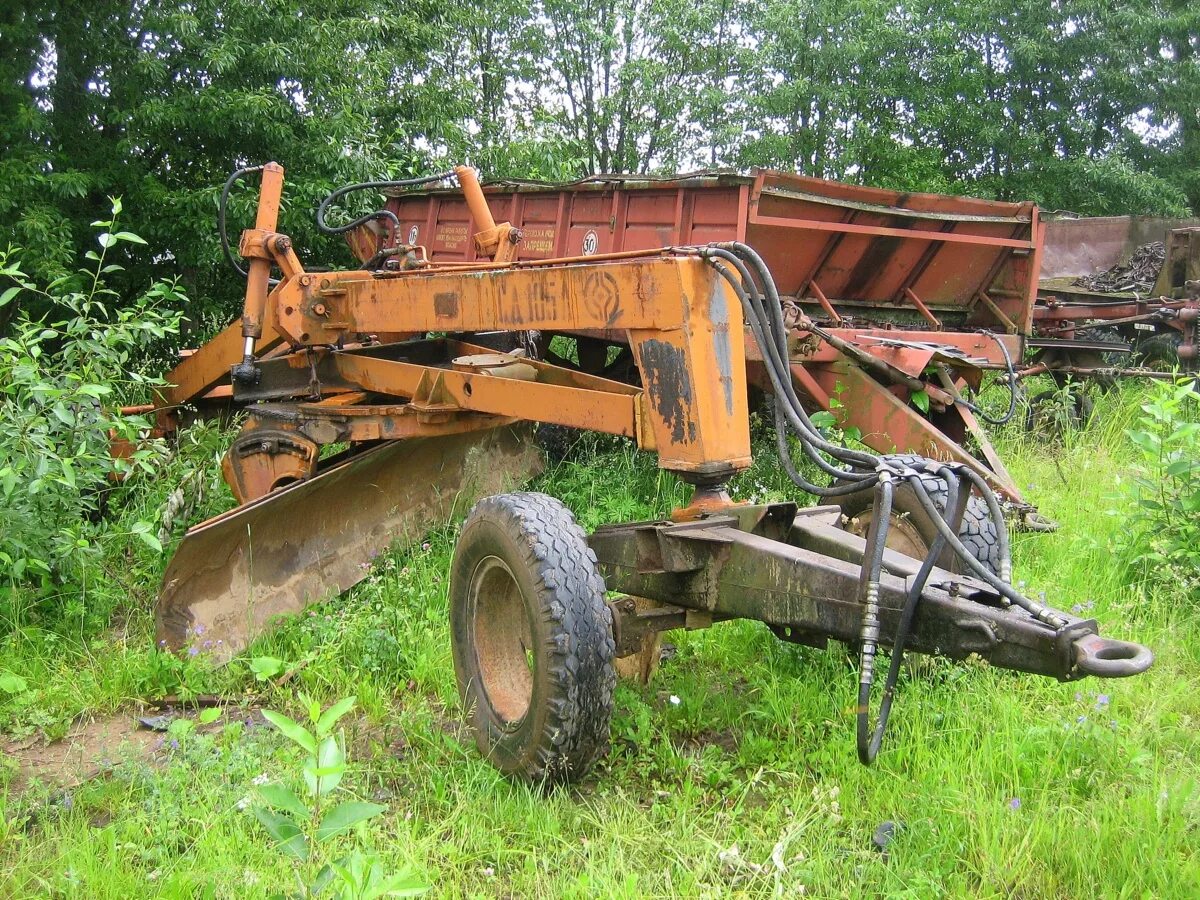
251,773,270,786
669,695,681,705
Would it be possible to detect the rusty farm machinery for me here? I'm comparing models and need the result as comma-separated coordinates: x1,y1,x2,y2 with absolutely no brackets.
144,163,1153,782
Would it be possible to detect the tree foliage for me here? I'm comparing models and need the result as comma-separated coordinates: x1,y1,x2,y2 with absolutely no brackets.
0,0,1196,324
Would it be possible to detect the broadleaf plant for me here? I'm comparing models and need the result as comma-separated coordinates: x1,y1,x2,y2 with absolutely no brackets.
253,695,427,898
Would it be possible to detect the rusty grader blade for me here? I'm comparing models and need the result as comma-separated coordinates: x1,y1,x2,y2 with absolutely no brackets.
156,424,541,663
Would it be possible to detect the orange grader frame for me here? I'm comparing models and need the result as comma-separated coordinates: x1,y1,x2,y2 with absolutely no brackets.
150,163,1150,779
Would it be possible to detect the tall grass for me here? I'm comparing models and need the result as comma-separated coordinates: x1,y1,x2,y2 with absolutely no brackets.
1,384,1198,896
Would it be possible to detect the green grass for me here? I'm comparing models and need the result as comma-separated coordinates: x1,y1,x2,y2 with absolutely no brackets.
1,388,1198,897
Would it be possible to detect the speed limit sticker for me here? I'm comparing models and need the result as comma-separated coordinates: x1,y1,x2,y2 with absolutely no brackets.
581,230,598,255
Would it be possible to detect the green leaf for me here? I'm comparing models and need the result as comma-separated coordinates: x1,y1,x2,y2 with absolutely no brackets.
248,656,285,681
0,287,19,307
252,807,308,861
316,697,356,737
810,410,836,429
198,707,222,725
97,233,117,249
135,528,163,552
1165,458,1199,478
257,784,309,820
304,735,345,796
911,390,930,413
262,709,317,753
112,231,148,245
315,801,387,843
0,674,28,694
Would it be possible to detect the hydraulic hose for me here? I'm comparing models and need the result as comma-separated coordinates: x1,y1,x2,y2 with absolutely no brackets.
315,171,456,236
219,165,273,282
681,240,1068,760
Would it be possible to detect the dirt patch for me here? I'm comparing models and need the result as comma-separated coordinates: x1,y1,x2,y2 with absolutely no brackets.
3,714,161,796
679,727,739,755
2,703,263,797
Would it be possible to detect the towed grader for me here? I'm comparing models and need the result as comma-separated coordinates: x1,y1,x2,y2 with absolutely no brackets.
145,163,1152,781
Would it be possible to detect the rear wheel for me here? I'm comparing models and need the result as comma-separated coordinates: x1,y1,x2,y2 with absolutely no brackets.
449,492,615,783
837,454,1005,581
1024,388,1094,437
1137,331,1183,369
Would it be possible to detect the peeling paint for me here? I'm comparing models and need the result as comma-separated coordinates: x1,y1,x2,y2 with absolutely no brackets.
637,339,697,444
708,280,735,415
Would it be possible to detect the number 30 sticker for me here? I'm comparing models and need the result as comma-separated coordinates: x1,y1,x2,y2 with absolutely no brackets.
407,225,419,244
581,230,598,255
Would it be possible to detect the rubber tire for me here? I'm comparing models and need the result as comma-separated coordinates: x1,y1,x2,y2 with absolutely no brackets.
837,453,1005,581
1136,332,1182,369
450,491,616,784
1024,388,1094,438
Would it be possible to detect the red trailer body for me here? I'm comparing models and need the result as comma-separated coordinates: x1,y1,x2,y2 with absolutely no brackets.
344,170,1049,509
356,170,1040,338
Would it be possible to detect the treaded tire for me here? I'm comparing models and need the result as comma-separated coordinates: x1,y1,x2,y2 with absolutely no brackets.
450,491,615,784
837,453,1005,581
1137,331,1183,369
1024,389,1094,436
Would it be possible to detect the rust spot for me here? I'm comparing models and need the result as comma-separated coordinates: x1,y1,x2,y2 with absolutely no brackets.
434,291,459,318
637,339,696,444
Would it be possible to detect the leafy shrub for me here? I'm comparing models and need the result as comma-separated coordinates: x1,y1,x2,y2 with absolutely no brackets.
254,694,427,898
0,199,183,597
1111,379,1200,591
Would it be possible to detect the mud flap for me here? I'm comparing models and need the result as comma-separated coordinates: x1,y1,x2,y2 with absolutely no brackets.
155,424,542,662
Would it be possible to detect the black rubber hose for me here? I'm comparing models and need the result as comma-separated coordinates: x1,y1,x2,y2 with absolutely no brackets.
315,171,456,236
967,330,1019,426
858,472,957,763
902,470,1063,625
702,250,874,470
219,165,271,281
855,474,895,763
729,243,878,467
706,256,874,488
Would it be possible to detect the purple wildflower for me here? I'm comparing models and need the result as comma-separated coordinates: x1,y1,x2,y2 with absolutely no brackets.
1095,694,1110,710
1008,797,1021,810
187,646,199,657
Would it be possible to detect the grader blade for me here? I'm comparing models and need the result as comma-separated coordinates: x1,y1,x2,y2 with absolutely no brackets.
156,424,541,662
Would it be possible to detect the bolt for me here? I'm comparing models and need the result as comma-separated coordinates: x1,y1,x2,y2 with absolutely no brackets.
313,303,327,316
300,275,312,287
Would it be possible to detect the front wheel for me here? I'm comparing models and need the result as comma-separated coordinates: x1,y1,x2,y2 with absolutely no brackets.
449,492,615,784
838,454,1006,581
